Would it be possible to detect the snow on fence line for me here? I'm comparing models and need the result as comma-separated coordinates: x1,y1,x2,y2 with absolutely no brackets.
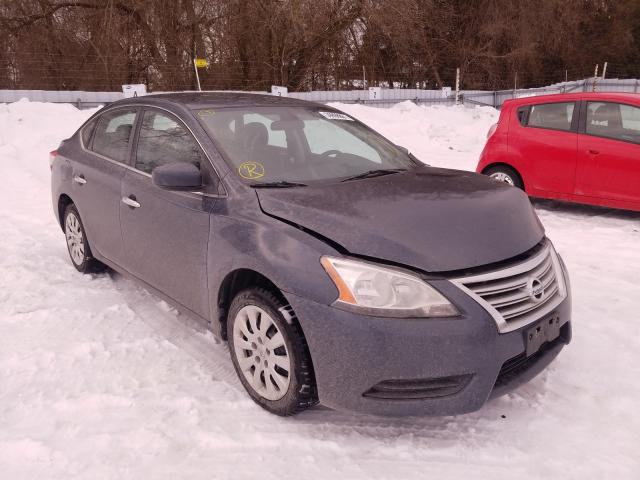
2,78,640,109
0,89,123,108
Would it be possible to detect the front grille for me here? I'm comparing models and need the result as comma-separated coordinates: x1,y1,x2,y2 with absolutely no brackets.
363,374,472,400
451,241,567,333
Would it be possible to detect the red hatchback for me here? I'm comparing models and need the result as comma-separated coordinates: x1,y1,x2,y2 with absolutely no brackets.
477,92,640,212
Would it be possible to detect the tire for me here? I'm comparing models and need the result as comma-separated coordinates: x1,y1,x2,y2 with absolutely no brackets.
484,165,524,190
63,204,106,273
227,287,318,416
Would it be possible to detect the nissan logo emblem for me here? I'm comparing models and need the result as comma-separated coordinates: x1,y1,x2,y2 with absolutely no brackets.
527,277,545,302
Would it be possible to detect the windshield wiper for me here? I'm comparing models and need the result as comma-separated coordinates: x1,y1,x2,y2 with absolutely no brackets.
340,168,406,182
250,181,308,188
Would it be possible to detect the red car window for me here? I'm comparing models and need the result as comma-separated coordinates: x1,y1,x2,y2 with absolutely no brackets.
586,101,640,144
527,102,575,132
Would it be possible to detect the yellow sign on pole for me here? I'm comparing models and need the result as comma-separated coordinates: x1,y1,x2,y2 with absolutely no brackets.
194,58,209,68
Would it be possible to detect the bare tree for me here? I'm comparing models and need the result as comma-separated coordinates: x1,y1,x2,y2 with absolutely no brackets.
1,0,640,91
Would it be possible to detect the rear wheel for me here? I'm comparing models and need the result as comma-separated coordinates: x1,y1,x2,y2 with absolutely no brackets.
63,204,105,273
227,288,318,416
484,165,523,189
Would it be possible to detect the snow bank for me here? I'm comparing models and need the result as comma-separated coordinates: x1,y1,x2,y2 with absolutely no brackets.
1,100,639,479
0,99,98,211
332,100,498,171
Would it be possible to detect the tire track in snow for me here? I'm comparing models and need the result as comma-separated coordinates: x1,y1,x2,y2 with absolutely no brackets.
110,272,241,387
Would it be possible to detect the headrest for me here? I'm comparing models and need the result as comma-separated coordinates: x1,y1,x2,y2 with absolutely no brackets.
591,104,621,129
242,122,269,149
115,124,132,141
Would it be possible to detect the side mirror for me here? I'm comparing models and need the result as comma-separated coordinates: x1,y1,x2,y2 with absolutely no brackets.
152,163,202,190
396,145,410,154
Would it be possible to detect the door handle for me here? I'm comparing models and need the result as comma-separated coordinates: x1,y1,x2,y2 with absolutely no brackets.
73,174,87,185
122,195,141,208
588,149,600,155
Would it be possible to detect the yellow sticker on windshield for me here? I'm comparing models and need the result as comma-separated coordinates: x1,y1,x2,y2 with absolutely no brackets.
238,161,265,180
197,109,216,117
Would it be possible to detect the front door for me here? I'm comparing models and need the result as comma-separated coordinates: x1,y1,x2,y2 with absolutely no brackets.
575,101,640,204
120,108,217,319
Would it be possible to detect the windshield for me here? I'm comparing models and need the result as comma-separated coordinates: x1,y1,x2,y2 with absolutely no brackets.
195,106,416,184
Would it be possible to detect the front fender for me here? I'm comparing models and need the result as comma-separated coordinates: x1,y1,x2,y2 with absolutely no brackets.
206,202,341,332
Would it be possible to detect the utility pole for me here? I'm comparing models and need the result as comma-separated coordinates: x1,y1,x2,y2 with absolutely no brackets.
592,64,599,92
362,66,366,90
513,72,518,98
602,61,608,80
193,58,202,92
455,68,460,105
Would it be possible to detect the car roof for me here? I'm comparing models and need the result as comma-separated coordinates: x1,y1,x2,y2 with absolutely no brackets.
504,91,640,107
110,91,326,110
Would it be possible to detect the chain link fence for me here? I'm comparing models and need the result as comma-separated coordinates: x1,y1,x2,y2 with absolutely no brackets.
463,78,640,109
2,78,640,110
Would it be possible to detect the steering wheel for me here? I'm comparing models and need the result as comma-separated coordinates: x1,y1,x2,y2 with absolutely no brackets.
319,149,341,157
307,149,350,179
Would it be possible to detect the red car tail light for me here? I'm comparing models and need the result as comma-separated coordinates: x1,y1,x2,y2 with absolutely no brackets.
486,123,498,139
49,150,58,170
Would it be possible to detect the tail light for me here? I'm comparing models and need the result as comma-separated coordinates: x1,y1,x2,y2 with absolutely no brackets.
486,123,498,139
49,150,58,170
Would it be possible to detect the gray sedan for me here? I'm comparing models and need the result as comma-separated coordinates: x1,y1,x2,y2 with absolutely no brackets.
51,93,572,416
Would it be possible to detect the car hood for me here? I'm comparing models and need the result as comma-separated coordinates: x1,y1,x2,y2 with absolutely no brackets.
255,167,544,273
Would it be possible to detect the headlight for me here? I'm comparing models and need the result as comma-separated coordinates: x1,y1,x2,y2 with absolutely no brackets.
320,256,459,318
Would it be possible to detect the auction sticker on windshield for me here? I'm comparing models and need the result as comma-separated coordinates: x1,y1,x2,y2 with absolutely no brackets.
319,111,354,121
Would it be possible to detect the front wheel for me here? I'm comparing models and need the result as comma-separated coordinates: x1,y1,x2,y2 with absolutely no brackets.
484,165,524,189
227,288,318,416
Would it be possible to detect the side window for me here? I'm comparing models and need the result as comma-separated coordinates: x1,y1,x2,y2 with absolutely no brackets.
586,102,640,144
526,102,575,132
91,109,137,162
81,118,97,147
135,110,204,174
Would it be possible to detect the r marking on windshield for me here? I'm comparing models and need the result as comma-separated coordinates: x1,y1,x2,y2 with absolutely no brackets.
319,111,354,121
238,161,265,180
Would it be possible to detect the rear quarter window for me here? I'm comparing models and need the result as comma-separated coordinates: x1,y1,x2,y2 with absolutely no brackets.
516,106,529,126
81,118,97,147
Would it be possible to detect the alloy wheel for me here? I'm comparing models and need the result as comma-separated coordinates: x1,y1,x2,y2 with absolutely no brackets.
490,171,515,186
65,212,85,265
232,305,291,401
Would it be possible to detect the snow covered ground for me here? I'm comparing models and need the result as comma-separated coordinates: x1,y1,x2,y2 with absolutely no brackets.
1,99,639,479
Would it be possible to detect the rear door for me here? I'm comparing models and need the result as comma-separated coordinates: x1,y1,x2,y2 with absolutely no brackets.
575,101,640,203
120,107,219,319
514,101,578,194
72,107,138,265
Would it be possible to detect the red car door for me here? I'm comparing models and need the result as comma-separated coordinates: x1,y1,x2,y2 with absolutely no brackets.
515,101,579,195
575,101,640,204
